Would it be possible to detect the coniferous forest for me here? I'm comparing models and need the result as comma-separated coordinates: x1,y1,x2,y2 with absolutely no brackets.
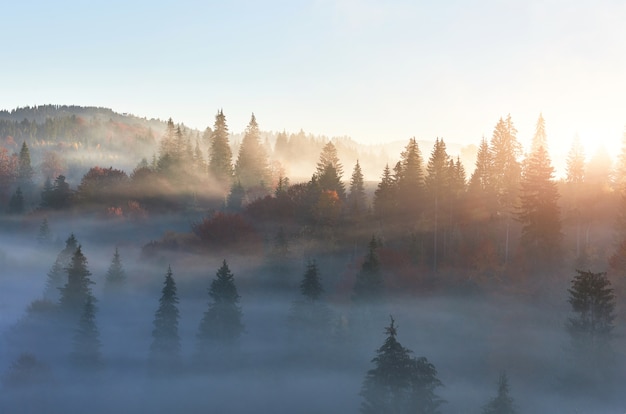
1,105,626,413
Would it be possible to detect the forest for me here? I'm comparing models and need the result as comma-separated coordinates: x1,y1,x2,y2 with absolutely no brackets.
0,105,625,413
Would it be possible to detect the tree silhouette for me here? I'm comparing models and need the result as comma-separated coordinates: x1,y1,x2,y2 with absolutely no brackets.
149,266,181,371
482,372,516,414
353,236,384,304
70,296,102,369
360,316,444,414
103,247,127,293
196,260,244,357
347,160,367,216
208,109,233,187
43,234,78,301
235,113,270,189
58,245,95,315
566,270,615,378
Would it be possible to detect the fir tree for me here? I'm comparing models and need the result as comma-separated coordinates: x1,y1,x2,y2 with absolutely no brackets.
425,138,451,272
373,164,396,220
58,245,95,315
517,120,562,268
396,138,424,220
8,187,25,214
360,316,444,414
43,234,78,301
315,141,346,200
36,217,52,245
353,236,383,304
566,270,615,375
208,109,234,186
234,113,270,189
347,160,367,215
103,247,127,293
149,266,181,371
226,180,245,211
197,260,244,352
17,141,34,188
482,372,516,414
70,296,102,369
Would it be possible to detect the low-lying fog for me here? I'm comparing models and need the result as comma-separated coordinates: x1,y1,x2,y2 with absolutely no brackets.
1,220,624,414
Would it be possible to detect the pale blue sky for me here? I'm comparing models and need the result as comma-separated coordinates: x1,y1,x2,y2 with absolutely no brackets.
2,0,625,157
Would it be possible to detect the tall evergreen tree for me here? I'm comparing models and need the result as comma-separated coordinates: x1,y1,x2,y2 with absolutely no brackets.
315,141,346,200
564,136,586,260
208,109,233,186
197,260,244,351
70,296,102,369
482,372,516,414
103,247,127,293
36,217,52,246
347,160,367,215
425,138,451,272
17,141,34,188
566,270,615,374
396,138,424,220
234,113,270,189
7,187,25,214
149,266,181,371
517,119,561,268
353,236,383,304
489,115,522,264
58,245,95,315
360,317,444,414
43,234,78,301
373,164,396,220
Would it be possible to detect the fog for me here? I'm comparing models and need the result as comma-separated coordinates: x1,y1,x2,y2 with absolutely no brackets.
1,214,625,414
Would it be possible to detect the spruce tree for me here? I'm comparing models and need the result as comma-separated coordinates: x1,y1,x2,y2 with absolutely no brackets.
360,317,444,414
234,113,270,189
149,266,181,370
353,236,383,304
315,141,346,200
566,270,615,376
347,160,367,216
103,247,127,293
8,187,25,214
70,296,102,369
43,234,78,301
58,245,95,315
208,109,233,186
196,260,244,352
517,118,561,268
288,261,332,351
17,141,34,189
425,138,451,272
373,164,396,220
36,217,52,246
482,372,516,414
396,138,424,220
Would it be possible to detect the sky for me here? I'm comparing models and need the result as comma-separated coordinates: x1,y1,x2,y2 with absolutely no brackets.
2,0,626,159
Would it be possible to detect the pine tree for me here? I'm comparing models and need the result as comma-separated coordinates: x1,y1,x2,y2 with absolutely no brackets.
396,138,424,220
482,372,516,414
425,138,451,272
360,316,444,414
566,270,615,369
489,115,522,264
103,247,127,293
315,141,346,200
17,141,34,188
58,245,95,315
149,266,181,371
347,160,367,216
288,260,332,349
43,234,78,301
353,236,384,304
373,164,396,220
197,260,244,352
517,119,561,268
226,180,245,211
36,217,52,245
70,296,102,369
234,113,270,189
565,136,586,186
8,187,25,214
208,109,233,186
